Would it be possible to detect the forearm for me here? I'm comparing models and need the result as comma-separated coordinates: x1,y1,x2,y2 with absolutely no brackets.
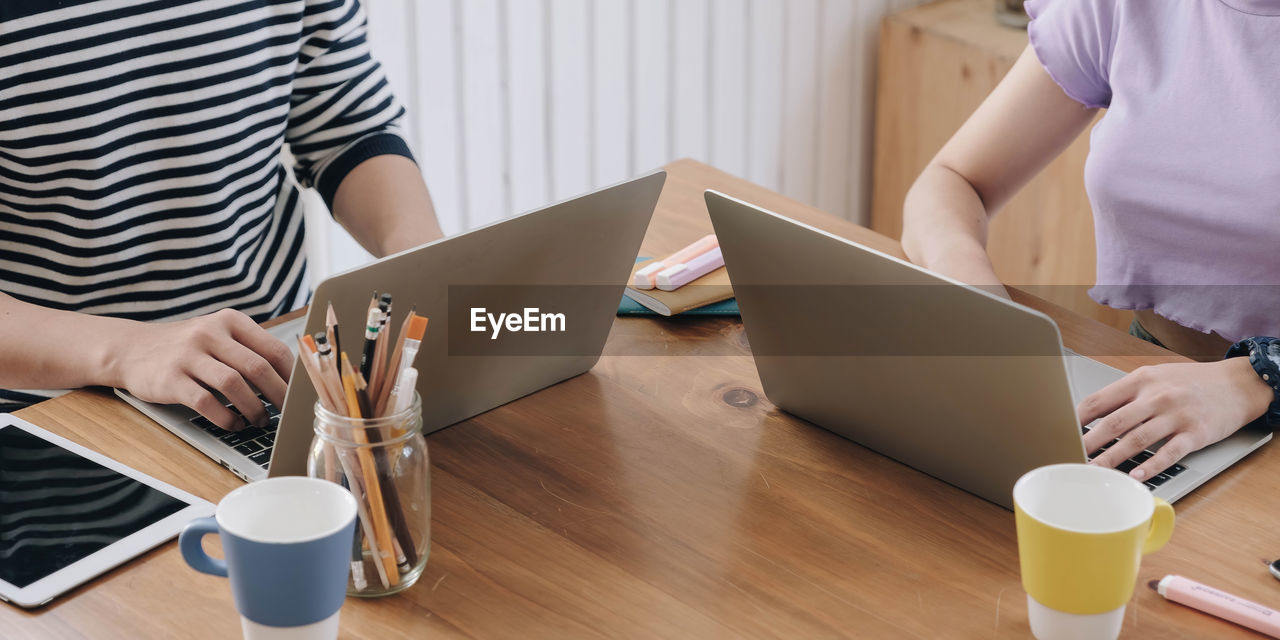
901,163,1003,287
331,155,445,258
0,295,293,426
0,293,133,390
900,46,1096,290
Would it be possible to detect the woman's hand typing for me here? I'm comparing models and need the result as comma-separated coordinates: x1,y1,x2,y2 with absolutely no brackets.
1081,358,1272,479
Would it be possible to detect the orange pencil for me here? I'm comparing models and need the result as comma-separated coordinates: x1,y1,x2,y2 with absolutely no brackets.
340,353,400,585
353,367,416,572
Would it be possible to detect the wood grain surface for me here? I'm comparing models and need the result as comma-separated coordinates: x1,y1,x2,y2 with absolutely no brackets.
6,159,1275,639
871,0,1132,333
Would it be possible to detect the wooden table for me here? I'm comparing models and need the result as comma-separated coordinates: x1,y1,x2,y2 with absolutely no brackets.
7,160,1276,638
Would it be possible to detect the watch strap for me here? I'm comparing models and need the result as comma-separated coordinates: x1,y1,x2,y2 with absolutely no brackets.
1226,337,1280,428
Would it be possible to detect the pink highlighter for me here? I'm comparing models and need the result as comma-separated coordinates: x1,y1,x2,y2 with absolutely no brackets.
632,234,719,290
1151,574,1280,638
654,247,724,291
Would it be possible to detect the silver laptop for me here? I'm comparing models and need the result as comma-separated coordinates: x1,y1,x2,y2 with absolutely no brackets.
705,191,1270,508
116,171,666,482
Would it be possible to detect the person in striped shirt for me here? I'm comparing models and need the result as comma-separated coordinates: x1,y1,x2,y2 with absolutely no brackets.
0,0,444,431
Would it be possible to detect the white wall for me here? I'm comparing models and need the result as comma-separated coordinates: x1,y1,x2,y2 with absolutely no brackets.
305,0,925,281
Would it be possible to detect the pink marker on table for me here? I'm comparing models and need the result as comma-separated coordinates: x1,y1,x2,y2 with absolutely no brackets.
632,234,719,289
655,247,724,291
1151,575,1280,638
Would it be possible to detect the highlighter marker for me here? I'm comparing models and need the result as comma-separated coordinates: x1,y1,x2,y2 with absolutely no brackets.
632,234,719,289
391,368,418,415
655,246,724,291
391,316,428,400
632,260,670,289
1150,575,1280,638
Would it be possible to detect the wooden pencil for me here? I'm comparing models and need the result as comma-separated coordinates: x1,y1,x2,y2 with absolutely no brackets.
294,335,343,490
294,335,333,411
312,333,348,416
370,294,392,401
298,335,338,411
375,309,416,416
325,303,342,365
340,353,401,585
334,449,391,589
353,367,418,570
370,318,390,404
299,335,391,588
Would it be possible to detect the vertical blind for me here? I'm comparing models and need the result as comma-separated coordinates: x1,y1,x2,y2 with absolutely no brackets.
307,0,924,279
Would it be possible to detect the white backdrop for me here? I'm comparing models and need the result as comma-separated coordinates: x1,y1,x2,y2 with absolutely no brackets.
303,0,926,281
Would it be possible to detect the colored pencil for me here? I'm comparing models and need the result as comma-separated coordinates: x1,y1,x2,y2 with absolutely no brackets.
294,335,334,411
296,300,429,580
337,453,390,589
352,365,415,572
375,309,416,416
325,303,342,366
370,294,392,399
313,333,347,416
340,353,400,585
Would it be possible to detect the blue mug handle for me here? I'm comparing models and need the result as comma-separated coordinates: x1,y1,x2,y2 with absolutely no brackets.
179,516,228,577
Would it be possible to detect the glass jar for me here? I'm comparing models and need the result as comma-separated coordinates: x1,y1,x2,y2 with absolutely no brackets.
308,393,430,597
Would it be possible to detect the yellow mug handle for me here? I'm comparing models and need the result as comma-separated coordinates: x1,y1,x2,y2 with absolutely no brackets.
1142,497,1175,554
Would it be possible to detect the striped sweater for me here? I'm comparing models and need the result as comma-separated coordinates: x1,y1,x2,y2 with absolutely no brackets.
0,0,413,410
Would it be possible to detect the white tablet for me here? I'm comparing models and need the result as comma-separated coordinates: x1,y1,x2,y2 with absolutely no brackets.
0,414,214,608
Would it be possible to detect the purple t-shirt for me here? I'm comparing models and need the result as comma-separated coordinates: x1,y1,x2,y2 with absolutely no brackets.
1026,0,1280,342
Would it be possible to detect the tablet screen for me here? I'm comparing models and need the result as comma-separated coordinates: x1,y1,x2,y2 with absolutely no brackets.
0,425,187,588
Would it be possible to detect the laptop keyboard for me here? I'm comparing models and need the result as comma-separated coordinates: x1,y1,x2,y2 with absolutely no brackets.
188,395,280,469
1082,425,1186,491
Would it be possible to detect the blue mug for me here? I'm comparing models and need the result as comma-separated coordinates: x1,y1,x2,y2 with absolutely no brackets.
180,477,357,639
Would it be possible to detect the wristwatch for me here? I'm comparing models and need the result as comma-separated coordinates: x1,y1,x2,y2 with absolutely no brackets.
1225,336,1280,428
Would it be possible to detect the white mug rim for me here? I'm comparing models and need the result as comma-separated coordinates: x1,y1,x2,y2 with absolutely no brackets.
1013,463,1154,534
215,476,357,544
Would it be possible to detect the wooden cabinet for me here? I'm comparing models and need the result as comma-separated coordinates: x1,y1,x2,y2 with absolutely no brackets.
871,0,1129,331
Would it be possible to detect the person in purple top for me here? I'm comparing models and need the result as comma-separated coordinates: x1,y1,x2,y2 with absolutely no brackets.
901,0,1280,481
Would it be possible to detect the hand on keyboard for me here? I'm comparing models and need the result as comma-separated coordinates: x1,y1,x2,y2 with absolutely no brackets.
1079,359,1273,481
105,309,293,431
191,395,280,468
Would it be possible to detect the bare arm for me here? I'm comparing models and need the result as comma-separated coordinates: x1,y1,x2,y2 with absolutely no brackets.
0,294,292,431
901,46,1097,289
330,155,445,258
0,295,126,391
905,46,1273,480
0,156,440,426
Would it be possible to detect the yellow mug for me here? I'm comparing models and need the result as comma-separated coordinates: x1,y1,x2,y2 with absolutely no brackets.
1014,463,1174,640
